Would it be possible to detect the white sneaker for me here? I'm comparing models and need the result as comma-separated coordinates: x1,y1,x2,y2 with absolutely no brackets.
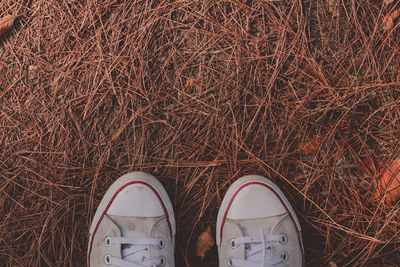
216,175,304,267
88,172,176,267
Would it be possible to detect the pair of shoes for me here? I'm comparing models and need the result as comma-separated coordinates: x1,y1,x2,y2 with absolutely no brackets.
88,172,304,266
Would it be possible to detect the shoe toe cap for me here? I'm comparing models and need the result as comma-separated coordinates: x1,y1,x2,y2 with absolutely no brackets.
107,183,164,217
227,184,286,220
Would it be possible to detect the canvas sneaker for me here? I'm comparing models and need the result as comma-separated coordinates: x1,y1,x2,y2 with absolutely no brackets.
216,175,304,267
88,172,176,267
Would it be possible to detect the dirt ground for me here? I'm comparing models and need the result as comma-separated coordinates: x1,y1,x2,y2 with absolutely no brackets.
1,1,400,266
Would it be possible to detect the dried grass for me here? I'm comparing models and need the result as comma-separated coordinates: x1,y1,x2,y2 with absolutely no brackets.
1,0,400,266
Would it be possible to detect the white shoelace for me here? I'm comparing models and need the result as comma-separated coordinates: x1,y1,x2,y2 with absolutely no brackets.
229,229,288,267
105,237,165,267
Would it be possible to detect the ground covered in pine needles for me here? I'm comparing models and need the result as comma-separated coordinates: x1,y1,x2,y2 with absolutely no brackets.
1,1,400,266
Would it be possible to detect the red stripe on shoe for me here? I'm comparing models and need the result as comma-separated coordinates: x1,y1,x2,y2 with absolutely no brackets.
219,182,304,255
87,181,173,267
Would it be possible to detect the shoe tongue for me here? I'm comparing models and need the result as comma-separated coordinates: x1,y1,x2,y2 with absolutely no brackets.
108,215,161,262
109,215,158,237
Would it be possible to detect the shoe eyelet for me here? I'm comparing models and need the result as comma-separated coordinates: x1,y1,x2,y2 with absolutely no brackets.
104,255,112,265
157,239,165,249
227,257,234,267
281,251,289,263
157,256,166,267
229,239,238,249
104,237,112,247
279,233,288,245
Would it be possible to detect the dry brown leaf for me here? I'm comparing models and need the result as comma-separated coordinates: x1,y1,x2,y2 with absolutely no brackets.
383,9,399,31
328,0,339,17
0,15,16,37
196,225,215,259
298,135,322,155
377,157,400,204
392,9,400,20
384,15,394,31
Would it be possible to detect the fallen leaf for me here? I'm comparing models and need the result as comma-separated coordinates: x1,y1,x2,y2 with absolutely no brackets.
377,157,400,204
196,225,215,259
328,0,339,17
392,9,400,20
298,135,322,155
384,15,394,31
0,15,16,37
383,9,399,31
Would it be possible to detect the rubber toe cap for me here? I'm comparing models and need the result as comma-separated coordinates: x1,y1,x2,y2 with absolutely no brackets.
227,183,286,220
107,183,164,217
